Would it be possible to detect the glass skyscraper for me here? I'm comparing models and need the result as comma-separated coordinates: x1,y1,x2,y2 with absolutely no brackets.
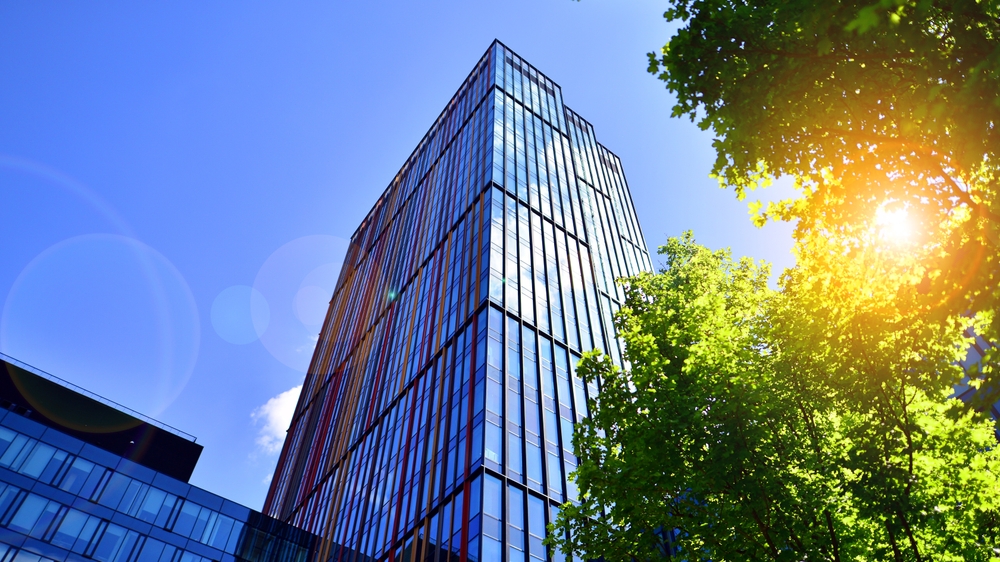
265,41,651,562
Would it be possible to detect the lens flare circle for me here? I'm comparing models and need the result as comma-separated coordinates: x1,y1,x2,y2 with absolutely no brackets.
211,285,269,345
253,235,347,371
293,285,329,328
0,154,133,236
0,234,200,417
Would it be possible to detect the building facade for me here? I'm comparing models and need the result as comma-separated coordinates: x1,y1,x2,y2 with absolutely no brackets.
265,41,651,562
0,354,315,562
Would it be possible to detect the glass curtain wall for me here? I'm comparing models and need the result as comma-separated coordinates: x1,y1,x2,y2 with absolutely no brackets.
0,410,314,562
264,40,651,562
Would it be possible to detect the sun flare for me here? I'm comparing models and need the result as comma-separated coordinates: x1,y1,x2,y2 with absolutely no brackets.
875,207,913,245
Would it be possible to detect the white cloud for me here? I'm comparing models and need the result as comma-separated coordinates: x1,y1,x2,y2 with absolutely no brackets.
251,385,302,455
295,334,319,355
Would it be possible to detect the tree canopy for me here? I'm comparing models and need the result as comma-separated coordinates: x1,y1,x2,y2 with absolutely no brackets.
647,0,999,399
549,234,1000,561
548,2,1000,558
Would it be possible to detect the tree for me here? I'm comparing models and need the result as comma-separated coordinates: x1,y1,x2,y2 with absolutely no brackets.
646,0,999,401
548,234,1000,561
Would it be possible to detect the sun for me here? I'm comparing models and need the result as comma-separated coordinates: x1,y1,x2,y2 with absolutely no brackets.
875,207,913,245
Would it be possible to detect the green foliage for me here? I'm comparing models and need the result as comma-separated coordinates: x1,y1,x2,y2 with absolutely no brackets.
548,234,1000,561
550,2,1000,558
647,0,1000,399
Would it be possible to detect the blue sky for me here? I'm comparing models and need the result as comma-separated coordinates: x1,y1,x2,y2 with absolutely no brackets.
0,1,795,509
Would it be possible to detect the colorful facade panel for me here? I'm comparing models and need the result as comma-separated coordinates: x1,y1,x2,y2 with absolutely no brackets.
265,41,651,562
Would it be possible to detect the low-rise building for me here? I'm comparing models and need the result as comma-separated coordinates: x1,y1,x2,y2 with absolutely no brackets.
0,353,316,562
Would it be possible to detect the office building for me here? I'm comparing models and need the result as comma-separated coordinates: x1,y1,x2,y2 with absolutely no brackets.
265,41,652,562
0,353,316,562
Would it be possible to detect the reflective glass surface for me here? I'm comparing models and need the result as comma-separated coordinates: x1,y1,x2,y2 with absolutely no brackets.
265,40,652,562
0,411,314,562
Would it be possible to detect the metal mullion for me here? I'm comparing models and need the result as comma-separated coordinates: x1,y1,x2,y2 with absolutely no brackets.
542,123,563,230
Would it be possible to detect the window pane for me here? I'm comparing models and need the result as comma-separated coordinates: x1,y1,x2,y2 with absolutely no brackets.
118,480,145,515
59,457,95,495
72,517,100,554
154,494,176,528
52,509,89,549
136,488,166,523
81,466,109,500
112,530,140,562
193,510,215,543
0,434,30,468
135,538,165,562
508,486,524,529
9,494,47,534
482,538,501,562
93,523,128,562
172,501,200,537
29,500,61,539
39,450,67,484
0,485,20,517
483,475,502,519
20,443,56,478
0,428,18,458
98,473,131,509
208,515,234,550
